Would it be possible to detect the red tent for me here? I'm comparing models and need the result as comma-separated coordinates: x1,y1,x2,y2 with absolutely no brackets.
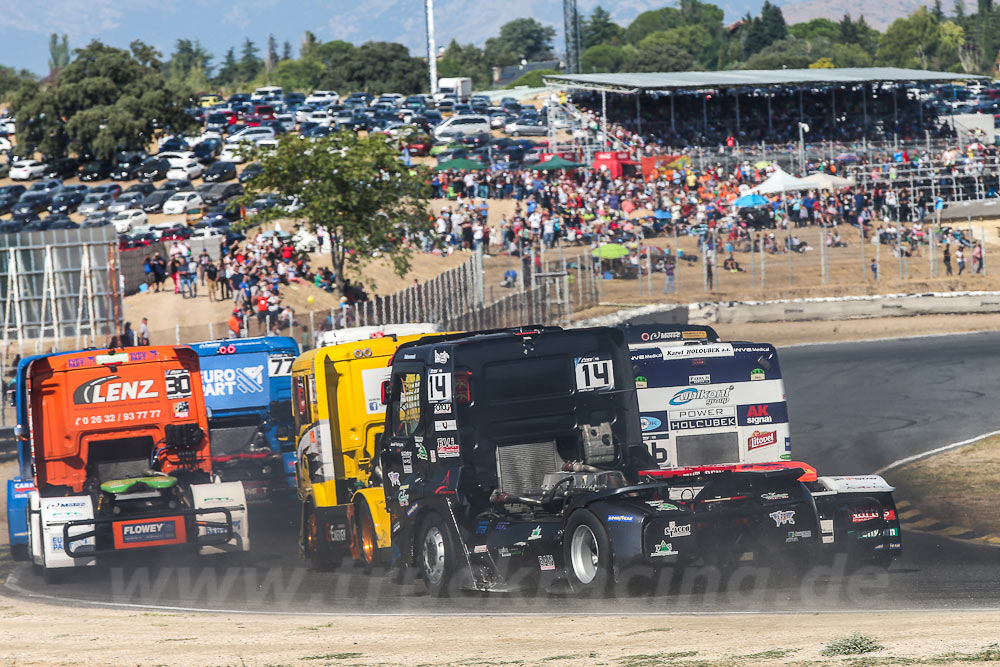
592,151,639,179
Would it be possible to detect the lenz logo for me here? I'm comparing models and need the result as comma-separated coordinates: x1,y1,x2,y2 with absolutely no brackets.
121,521,175,543
73,376,158,404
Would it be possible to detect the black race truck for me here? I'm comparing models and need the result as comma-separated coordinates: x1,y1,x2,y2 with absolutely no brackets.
380,327,826,596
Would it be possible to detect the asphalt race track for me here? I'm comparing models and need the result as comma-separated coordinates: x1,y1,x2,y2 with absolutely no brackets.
8,331,1000,614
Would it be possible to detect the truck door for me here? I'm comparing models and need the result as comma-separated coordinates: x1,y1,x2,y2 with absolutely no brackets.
382,366,426,518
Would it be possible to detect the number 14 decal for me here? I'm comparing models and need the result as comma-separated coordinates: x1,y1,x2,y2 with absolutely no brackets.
575,357,614,391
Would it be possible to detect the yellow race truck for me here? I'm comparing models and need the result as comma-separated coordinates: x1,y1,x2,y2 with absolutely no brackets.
291,330,440,569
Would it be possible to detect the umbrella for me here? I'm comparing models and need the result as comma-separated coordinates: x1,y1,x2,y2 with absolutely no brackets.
654,210,671,219
592,244,629,259
834,152,860,162
529,156,587,170
798,172,855,190
754,160,771,169
628,207,656,219
641,245,665,257
434,158,487,171
733,193,770,208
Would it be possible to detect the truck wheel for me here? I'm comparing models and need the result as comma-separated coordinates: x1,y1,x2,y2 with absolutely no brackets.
418,512,459,597
563,511,613,596
41,562,66,584
10,544,29,561
304,502,339,571
356,500,387,571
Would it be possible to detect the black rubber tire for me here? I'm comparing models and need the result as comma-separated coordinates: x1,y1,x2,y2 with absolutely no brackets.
10,544,29,561
41,562,66,584
355,500,389,571
563,511,614,597
417,512,460,597
304,501,340,571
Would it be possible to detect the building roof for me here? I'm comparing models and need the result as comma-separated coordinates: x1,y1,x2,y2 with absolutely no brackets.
543,67,986,93
939,199,1000,222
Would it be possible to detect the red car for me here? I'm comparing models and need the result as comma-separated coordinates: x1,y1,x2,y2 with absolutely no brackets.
405,136,433,157
254,104,276,121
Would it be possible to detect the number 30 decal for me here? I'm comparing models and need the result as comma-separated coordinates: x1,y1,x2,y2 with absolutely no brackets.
575,357,614,392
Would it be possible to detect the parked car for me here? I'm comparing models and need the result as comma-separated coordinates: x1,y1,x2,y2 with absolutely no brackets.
111,159,144,181
12,192,52,216
90,183,123,199
157,151,196,168
44,158,80,180
80,160,113,181
202,161,236,182
77,193,114,215
107,191,145,213
193,139,223,164
433,115,491,139
9,160,47,180
200,182,242,205
125,182,157,197
28,179,62,195
504,118,548,136
225,126,275,144
163,191,203,215
139,157,170,181
239,162,262,183
161,179,194,192
47,192,86,214
111,209,148,233
81,212,114,227
141,190,173,213
166,161,204,180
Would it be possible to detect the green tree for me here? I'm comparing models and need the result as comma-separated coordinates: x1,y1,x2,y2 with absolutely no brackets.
282,41,292,62
838,15,879,56
624,31,694,71
505,68,559,88
658,24,715,67
266,34,278,73
580,43,627,72
743,1,788,57
301,31,318,60
484,18,557,65
830,42,874,67
625,7,682,44
11,40,195,160
789,18,840,42
437,40,492,89
268,57,324,91
240,39,262,81
742,37,825,68
168,39,213,83
582,6,624,48
215,48,239,86
48,33,70,75
234,132,432,294
876,7,947,69
0,67,37,101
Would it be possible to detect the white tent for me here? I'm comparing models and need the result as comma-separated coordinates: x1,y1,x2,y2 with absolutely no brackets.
798,172,856,190
750,168,812,194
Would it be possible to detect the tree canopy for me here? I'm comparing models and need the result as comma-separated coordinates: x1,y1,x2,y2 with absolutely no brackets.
11,41,195,160
234,132,432,293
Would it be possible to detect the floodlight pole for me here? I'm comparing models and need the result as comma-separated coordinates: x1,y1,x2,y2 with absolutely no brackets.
425,0,437,95
798,122,808,175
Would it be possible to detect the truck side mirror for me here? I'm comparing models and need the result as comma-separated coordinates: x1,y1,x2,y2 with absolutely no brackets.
14,424,26,439
380,379,391,406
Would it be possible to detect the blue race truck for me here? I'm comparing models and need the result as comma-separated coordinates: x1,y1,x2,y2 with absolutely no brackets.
6,354,46,561
191,336,299,504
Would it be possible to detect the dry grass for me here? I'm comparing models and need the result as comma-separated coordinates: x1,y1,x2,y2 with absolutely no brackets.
891,435,1000,536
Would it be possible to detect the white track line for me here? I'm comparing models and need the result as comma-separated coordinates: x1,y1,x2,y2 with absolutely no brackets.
875,429,1000,475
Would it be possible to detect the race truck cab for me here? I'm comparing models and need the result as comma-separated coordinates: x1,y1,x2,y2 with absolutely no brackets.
191,336,299,503
625,323,901,567
292,327,441,570
7,346,249,581
381,327,825,596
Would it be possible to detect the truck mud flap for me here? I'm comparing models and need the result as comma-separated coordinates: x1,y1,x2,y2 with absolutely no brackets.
60,506,241,558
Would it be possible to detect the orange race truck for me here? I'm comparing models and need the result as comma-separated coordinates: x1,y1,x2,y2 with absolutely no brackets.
17,346,250,581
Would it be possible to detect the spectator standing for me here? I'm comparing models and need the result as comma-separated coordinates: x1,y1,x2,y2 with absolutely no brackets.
870,259,878,281
973,243,984,274
957,247,966,275
663,257,676,294
138,317,150,345
121,322,136,347
205,260,219,301
944,245,953,275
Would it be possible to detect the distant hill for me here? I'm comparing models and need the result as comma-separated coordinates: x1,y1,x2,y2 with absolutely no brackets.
779,0,953,30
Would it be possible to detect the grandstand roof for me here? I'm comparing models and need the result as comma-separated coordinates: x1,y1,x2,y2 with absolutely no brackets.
543,68,986,93
939,199,1000,222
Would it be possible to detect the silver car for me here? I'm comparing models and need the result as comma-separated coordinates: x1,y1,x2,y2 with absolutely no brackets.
77,193,113,215
503,119,549,136
107,192,145,213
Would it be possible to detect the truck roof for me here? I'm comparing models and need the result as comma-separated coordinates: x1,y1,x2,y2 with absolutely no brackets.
191,336,298,356
294,333,426,370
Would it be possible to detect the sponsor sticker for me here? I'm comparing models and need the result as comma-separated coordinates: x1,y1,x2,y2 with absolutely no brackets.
528,525,542,540
415,440,428,460
434,419,457,432
645,500,680,511
397,487,409,507
668,385,734,406
640,416,662,432
427,371,452,403
786,530,812,542
688,374,711,385
769,510,795,527
114,517,186,549
401,451,413,474
635,376,648,389
387,472,400,486
606,514,635,522
649,540,678,557
748,430,778,450
436,436,460,458
760,492,790,501
538,554,556,571
74,376,159,404
681,330,707,340
669,406,737,431
173,401,190,419
432,403,453,415
473,544,488,553
663,521,691,537
433,349,450,365
638,330,681,342
575,357,614,392
851,510,880,523
750,368,765,381
858,529,881,539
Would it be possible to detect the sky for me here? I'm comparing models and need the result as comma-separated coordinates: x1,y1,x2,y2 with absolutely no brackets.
0,0,808,76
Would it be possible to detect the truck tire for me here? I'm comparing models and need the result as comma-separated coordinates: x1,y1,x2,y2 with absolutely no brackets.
356,500,388,571
563,511,613,597
417,512,460,597
304,501,339,571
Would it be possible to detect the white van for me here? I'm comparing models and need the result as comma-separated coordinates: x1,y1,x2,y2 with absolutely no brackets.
252,86,283,101
433,114,491,139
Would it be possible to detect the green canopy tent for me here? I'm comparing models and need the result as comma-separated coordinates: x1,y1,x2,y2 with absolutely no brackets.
434,158,487,171
529,156,588,171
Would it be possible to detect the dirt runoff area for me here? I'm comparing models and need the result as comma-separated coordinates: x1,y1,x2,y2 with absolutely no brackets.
892,435,1000,540
0,599,995,666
